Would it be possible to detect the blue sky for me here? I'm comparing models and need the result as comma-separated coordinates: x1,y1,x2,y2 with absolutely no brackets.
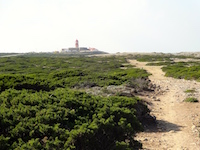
0,0,200,53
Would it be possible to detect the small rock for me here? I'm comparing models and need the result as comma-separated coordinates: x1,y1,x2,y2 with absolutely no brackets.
152,96,156,99
169,130,175,133
191,125,196,131
191,125,197,133
150,139,155,142
155,98,160,101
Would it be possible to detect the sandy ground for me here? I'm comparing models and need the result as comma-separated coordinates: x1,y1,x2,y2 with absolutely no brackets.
129,60,200,150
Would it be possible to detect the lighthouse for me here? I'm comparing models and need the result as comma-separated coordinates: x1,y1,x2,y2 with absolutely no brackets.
62,39,97,52
75,39,79,49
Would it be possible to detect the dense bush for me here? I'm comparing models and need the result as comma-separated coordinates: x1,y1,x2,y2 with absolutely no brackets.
0,55,150,149
162,63,200,81
0,88,145,149
0,56,149,91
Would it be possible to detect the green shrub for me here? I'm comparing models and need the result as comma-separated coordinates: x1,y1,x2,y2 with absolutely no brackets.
162,62,200,81
0,55,150,149
0,56,150,91
0,88,144,149
184,89,196,93
146,61,174,66
184,97,198,103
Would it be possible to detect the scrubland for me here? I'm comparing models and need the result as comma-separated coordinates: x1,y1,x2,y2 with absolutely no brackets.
1,53,200,149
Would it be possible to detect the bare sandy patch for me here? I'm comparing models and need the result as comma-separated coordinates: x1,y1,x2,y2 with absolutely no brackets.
129,59,200,150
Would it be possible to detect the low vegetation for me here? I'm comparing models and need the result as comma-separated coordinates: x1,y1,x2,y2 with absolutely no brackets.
146,61,174,66
0,53,20,57
135,55,172,62
162,63,200,81
0,56,149,91
0,88,146,149
132,54,200,82
127,53,198,62
184,89,196,93
0,55,150,149
184,97,199,103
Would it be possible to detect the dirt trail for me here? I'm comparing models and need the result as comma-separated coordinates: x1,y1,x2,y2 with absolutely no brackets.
129,60,200,150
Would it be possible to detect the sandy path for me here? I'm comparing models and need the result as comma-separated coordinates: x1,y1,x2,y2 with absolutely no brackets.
129,60,200,150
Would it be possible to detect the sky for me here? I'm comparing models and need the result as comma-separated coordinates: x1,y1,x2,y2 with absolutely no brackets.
0,0,200,53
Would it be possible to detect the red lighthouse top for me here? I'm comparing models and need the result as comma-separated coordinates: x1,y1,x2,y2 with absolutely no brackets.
75,39,79,48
